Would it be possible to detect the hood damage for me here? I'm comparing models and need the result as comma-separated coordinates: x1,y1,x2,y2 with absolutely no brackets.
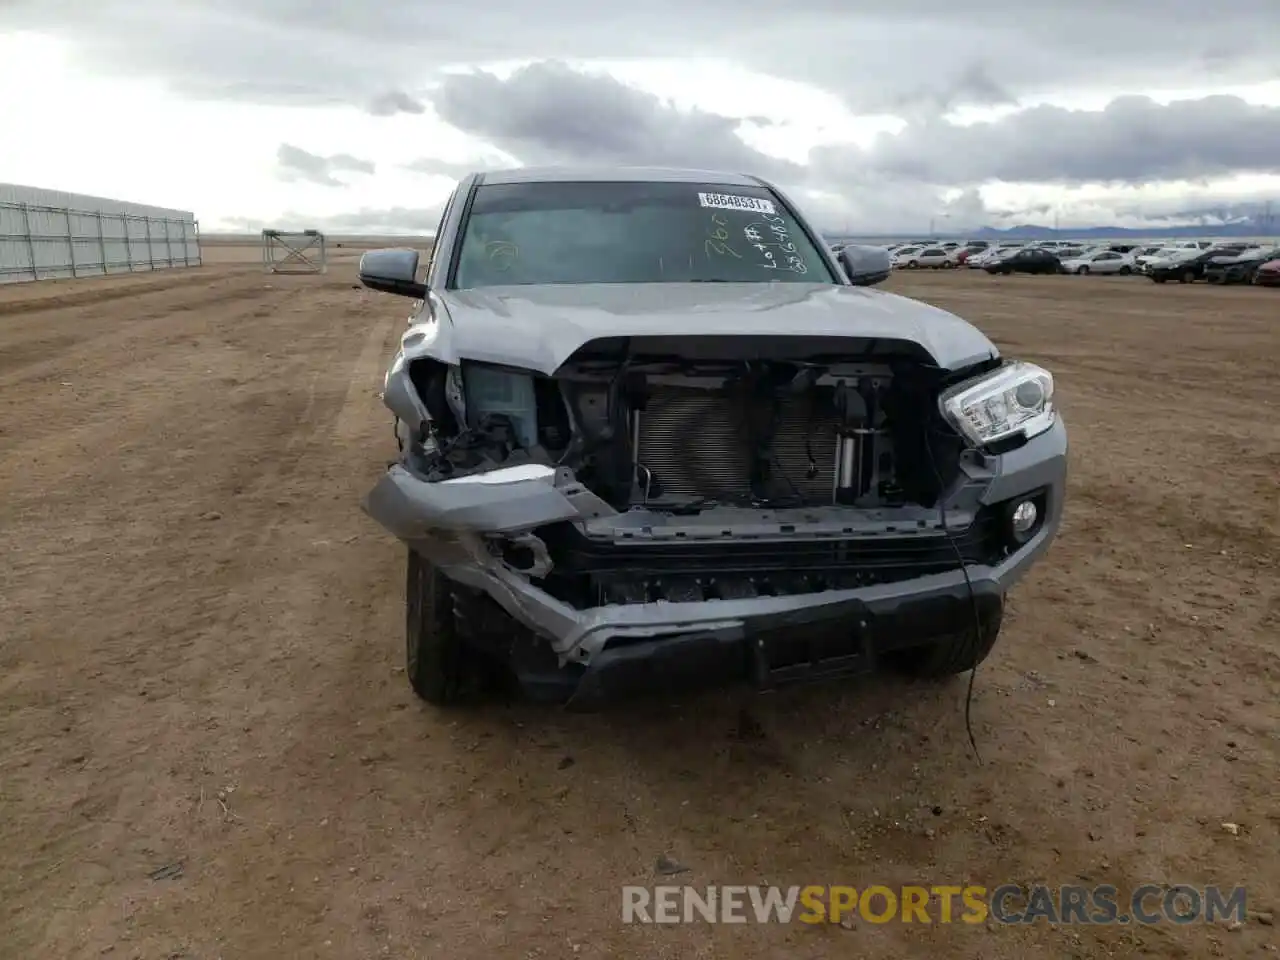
421,281,1000,375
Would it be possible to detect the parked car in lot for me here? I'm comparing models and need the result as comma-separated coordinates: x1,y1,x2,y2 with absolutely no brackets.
1135,247,1195,270
951,242,990,265
1204,246,1280,284
985,247,1062,275
356,165,1066,706
1146,247,1243,284
890,245,924,267
1130,245,1166,265
1254,258,1280,287
895,246,953,269
969,244,1023,268
1058,250,1136,275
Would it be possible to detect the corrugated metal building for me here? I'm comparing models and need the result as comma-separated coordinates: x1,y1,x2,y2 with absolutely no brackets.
0,182,202,284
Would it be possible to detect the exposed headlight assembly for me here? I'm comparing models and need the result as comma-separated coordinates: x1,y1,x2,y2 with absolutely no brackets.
940,360,1055,448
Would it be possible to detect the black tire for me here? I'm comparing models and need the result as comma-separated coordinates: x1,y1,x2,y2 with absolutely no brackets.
1152,276,1166,284
1077,265,1089,275
907,260,919,269
941,260,954,269
405,548,467,705
1180,270,1195,284
887,604,1004,679
1118,265,1132,275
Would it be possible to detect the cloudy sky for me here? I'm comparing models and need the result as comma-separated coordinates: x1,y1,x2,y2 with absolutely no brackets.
2,1,1279,233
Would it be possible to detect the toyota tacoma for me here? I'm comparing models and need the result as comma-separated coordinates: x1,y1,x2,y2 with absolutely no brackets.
358,167,1067,707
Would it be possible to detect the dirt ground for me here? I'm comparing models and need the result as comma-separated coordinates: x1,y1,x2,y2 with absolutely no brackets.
1,251,1277,960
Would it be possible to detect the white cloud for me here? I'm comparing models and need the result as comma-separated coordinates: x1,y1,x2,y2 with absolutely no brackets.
0,32,464,229
3,27,1279,234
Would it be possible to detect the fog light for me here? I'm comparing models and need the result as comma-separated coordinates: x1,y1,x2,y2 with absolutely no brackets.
1011,500,1038,534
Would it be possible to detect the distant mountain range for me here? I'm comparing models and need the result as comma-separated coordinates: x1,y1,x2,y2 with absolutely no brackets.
825,201,1280,244
968,220,1279,240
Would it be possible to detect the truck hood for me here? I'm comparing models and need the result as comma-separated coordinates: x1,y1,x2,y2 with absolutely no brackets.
430,282,997,374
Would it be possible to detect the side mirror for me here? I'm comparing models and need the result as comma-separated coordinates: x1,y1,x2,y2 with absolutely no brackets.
358,248,427,299
838,245,892,287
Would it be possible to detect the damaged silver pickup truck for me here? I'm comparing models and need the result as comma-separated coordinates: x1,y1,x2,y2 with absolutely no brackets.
360,167,1067,707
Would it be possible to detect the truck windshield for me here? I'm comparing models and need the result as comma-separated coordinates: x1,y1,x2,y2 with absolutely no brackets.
451,180,837,288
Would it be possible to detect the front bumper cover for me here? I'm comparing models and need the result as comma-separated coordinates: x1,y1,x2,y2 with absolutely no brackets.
363,419,1067,700
508,574,1006,705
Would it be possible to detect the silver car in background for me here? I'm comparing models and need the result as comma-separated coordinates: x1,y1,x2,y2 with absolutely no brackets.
1058,250,1137,275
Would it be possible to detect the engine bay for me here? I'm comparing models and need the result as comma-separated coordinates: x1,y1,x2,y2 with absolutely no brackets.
407,348,966,513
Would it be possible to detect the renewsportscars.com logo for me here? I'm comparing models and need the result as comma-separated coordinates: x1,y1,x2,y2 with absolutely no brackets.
621,884,1248,926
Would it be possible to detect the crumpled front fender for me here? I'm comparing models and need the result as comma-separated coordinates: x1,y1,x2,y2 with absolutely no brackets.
362,464,582,540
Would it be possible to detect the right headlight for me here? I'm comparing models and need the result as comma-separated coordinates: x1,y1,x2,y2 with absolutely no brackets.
939,360,1056,448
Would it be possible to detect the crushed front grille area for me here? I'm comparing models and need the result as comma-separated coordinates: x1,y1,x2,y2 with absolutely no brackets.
534,510,1007,609
635,385,841,503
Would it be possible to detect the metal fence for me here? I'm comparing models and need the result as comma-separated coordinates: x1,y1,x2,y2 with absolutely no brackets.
0,199,203,284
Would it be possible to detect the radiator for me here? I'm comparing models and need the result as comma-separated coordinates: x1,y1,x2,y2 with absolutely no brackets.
635,386,840,502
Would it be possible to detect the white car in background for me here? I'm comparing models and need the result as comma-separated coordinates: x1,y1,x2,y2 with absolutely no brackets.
893,246,954,268
968,245,1022,268
1058,250,1136,275
912,246,956,268
1135,247,1197,269
890,245,923,267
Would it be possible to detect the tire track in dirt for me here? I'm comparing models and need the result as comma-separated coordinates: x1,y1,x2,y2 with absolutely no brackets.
0,264,259,317
330,305,403,446
0,273,280,391
0,285,302,491
69,292,410,959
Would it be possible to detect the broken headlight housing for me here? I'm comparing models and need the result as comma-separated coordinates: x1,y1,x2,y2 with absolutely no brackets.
939,360,1055,448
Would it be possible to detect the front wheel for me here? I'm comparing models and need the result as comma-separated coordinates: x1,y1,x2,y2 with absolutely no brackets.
1180,270,1196,284
405,549,467,705
886,605,1004,678
1118,265,1132,275
906,260,919,269
1077,266,1089,275
941,260,954,269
